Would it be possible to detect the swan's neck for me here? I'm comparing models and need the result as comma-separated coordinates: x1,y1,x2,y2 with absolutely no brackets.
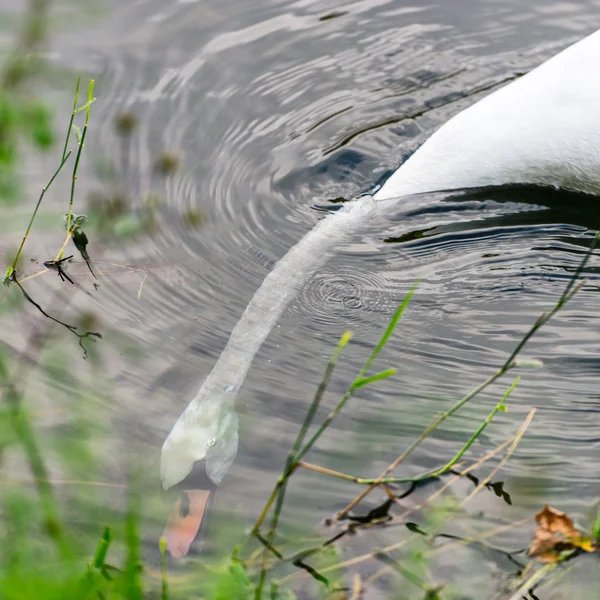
192,196,378,406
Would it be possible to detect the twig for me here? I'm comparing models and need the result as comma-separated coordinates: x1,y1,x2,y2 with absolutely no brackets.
349,574,362,600
460,408,536,508
505,559,566,600
12,272,101,359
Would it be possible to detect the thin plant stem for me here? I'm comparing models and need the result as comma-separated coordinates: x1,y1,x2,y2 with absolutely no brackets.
280,515,532,587
367,406,535,574
393,421,524,525
338,234,598,519
251,287,416,598
291,330,352,458
92,527,112,569
65,79,94,237
278,410,536,586
54,231,73,261
505,556,575,600
406,377,521,483
349,574,362,600
365,425,531,587
251,285,417,536
159,537,169,600
124,468,142,600
6,77,97,281
296,377,520,487
6,150,72,281
290,284,417,474
459,407,536,508
255,483,286,599
61,77,80,161
253,331,353,598
337,368,514,517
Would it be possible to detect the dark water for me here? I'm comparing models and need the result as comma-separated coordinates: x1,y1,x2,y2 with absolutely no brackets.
5,0,600,596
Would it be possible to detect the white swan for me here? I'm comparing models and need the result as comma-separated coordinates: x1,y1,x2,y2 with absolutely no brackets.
160,28,600,556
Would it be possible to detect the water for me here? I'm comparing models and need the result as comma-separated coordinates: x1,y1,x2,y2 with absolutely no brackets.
5,0,600,596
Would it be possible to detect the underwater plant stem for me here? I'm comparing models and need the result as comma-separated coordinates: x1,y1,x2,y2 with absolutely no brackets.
0,353,71,560
416,377,521,480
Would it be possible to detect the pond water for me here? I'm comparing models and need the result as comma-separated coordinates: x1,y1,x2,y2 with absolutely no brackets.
4,0,600,596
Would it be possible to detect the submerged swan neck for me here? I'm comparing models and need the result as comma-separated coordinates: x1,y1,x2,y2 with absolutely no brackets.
162,195,378,490
198,195,379,401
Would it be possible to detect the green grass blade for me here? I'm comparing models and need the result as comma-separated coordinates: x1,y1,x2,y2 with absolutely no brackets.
352,368,397,389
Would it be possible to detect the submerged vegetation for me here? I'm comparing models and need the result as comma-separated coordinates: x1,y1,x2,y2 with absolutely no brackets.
1,3,600,600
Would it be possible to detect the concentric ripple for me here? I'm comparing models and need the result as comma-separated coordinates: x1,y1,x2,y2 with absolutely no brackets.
292,265,395,326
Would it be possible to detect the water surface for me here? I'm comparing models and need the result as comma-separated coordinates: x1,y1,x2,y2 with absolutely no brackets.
4,0,600,596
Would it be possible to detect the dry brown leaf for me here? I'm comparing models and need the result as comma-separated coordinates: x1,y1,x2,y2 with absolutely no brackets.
529,504,596,562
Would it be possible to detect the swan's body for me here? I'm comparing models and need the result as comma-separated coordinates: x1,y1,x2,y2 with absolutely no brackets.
377,29,600,199
161,28,600,556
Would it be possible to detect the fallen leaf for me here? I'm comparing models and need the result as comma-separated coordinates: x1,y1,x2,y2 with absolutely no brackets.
529,504,596,562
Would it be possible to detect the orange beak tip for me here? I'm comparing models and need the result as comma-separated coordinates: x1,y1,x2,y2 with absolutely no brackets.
162,489,212,558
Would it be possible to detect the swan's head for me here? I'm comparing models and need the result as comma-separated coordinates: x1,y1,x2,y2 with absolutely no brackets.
160,397,239,491
160,392,239,557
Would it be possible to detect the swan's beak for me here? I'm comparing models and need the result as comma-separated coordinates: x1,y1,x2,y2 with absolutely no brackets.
162,489,213,558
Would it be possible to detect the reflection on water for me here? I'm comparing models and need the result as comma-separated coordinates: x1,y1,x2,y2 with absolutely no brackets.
4,0,600,595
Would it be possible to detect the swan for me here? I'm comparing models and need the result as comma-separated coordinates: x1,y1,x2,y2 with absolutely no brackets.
160,28,600,556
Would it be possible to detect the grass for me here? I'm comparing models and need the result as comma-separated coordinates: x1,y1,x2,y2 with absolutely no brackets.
1,3,600,600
